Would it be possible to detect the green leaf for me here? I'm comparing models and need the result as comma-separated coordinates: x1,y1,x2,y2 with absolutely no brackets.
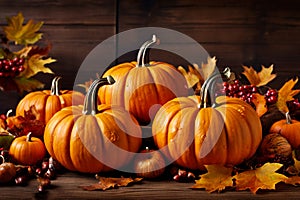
3,12,43,45
14,77,45,93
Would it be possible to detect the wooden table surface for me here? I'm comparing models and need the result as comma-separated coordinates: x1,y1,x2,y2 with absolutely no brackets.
1,171,300,200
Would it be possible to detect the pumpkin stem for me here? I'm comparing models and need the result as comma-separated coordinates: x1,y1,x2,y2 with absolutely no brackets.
50,76,62,96
26,132,32,142
82,76,115,115
286,112,292,124
199,70,222,108
0,155,5,164
136,35,159,67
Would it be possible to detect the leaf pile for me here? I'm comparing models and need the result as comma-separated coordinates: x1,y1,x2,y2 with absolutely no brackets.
192,162,300,194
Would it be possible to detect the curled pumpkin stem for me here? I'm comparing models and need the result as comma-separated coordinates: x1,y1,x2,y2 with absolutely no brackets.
50,76,62,96
136,35,159,67
82,76,115,115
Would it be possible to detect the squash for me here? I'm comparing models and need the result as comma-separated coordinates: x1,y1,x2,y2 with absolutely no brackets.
269,112,300,149
16,76,85,123
9,132,46,165
0,155,16,183
98,35,188,125
43,76,142,173
152,71,262,170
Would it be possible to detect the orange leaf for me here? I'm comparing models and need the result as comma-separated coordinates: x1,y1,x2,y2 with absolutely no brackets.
276,78,300,113
178,66,200,89
251,93,268,117
242,65,276,87
191,165,233,193
233,163,287,194
284,176,300,186
79,176,143,191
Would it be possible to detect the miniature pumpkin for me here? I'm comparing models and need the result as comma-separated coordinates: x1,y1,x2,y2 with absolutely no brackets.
0,155,16,183
152,71,262,170
98,35,188,125
9,132,46,165
269,112,300,149
43,76,142,173
16,76,85,123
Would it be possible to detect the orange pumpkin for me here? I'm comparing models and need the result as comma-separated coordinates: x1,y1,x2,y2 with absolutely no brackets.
98,35,188,125
43,76,142,173
16,76,85,123
152,72,262,170
269,112,300,149
9,132,46,165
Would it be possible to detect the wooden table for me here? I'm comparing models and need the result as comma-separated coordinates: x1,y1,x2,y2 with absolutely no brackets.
1,171,300,200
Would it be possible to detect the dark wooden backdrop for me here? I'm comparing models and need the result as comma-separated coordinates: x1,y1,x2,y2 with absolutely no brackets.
1,0,300,90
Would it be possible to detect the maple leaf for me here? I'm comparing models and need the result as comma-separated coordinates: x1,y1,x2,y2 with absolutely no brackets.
14,77,45,93
251,93,268,117
233,162,287,194
3,12,43,45
21,54,55,78
178,65,201,89
242,65,276,87
276,78,300,113
79,176,143,191
191,165,233,193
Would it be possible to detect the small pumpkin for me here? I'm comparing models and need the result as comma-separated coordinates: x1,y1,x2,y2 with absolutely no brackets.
0,132,15,150
133,147,165,179
98,35,188,125
43,76,142,173
152,71,262,170
269,112,300,149
9,132,46,165
16,76,85,123
0,155,16,184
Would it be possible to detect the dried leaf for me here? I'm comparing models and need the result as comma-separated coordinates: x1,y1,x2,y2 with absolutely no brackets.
200,56,217,80
284,176,300,186
233,162,287,194
21,54,55,78
276,78,300,113
79,176,143,191
191,165,233,193
3,12,43,45
178,66,200,88
242,65,276,87
286,151,300,175
251,93,268,117
14,77,45,93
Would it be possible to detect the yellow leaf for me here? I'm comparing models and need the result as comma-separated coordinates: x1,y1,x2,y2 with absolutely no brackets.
276,78,300,113
233,162,287,194
14,46,33,58
251,93,268,117
200,56,217,80
3,12,43,45
242,65,276,87
178,66,200,88
21,54,56,78
191,165,233,193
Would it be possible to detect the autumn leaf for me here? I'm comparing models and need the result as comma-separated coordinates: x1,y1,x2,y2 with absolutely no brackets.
3,12,43,45
178,65,200,89
21,54,55,78
276,78,300,113
191,165,233,193
251,93,268,117
242,65,276,87
233,162,287,194
14,77,45,93
79,176,143,191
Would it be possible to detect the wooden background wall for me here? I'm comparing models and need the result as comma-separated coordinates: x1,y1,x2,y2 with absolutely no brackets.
1,0,300,96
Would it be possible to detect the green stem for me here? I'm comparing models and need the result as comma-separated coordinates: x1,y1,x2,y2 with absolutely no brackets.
50,76,62,96
136,35,159,67
82,76,115,115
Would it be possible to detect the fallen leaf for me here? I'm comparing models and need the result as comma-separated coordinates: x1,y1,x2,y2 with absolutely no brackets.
79,176,143,191
21,54,55,78
242,65,276,87
276,78,300,113
251,93,268,117
233,162,287,194
284,176,300,186
3,12,43,45
191,165,233,193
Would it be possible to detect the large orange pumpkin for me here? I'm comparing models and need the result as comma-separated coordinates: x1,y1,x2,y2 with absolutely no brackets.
16,76,85,123
98,35,188,125
152,72,262,170
43,76,142,173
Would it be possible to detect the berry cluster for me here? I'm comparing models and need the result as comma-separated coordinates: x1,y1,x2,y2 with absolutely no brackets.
0,57,25,78
264,89,278,105
218,80,258,105
287,99,300,113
